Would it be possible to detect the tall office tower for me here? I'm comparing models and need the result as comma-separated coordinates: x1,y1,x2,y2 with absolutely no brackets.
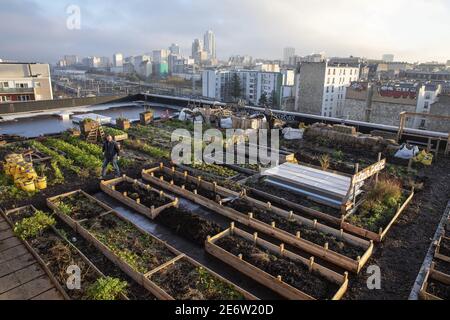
169,43,181,55
203,30,216,59
283,47,296,65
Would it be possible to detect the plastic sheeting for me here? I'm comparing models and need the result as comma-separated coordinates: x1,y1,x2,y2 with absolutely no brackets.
395,144,419,159
282,127,304,140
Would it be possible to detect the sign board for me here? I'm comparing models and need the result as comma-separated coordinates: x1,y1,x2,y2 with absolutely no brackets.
352,159,386,184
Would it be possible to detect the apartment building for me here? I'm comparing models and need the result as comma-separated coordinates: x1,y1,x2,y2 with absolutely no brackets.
342,81,442,129
202,69,294,107
0,62,53,103
294,60,360,117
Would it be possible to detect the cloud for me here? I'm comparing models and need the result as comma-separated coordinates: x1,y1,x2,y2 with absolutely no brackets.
0,0,448,63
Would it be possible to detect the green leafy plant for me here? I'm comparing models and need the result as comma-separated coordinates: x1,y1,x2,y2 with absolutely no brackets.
50,161,65,184
197,267,244,300
103,127,126,137
332,150,344,161
28,141,81,174
57,202,72,216
13,211,56,240
85,277,128,300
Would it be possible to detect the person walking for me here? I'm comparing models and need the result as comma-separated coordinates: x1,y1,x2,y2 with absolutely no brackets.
101,135,121,178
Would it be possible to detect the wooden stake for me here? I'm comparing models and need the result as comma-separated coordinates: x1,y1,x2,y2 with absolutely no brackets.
309,257,314,273
248,212,253,219
253,232,258,244
271,221,276,228
136,198,140,204
296,231,301,239
324,243,329,250
280,243,285,255
230,222,235,234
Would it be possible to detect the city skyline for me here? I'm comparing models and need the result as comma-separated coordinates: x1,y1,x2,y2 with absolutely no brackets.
1,0,449,64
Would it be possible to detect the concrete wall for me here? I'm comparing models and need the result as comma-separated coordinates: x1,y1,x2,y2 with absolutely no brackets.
0,95,131,115
428,95,450,132
342,98,416,126
294,62,326,115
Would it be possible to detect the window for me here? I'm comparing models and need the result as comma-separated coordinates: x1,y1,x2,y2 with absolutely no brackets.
420,119,426,128
3,82,9,88
424,102,429,109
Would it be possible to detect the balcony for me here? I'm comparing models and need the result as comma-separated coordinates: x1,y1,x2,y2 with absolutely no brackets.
0,87,34,94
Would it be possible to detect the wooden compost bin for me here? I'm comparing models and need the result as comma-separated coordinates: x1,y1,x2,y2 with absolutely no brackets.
100,176,179,220
245,185,414,243
206,224,348,300
46,192,256,300
419,265,450,300
2,206,128,300
142,165,373,273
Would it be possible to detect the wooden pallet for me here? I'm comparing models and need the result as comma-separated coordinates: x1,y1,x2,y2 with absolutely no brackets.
206,224,348,300
46,191,257,300
100,176,179,220
142,165,374,273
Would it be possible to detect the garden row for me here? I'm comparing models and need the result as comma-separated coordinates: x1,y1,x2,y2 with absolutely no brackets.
46,190,255,300
420,226,450,300
100,168,349,299
1,206,128,300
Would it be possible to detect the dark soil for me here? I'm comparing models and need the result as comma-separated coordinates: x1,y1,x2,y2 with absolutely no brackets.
81,213,176,274
155,207,222,246
346,158,450,300
244,178,342,219
151,259,245,300
427,279,450,299
58,192,108,221
57,222,155,300
216,235,339,300
114,181,171,208
434,259,450,276
439,237,450,257
227,199,365,259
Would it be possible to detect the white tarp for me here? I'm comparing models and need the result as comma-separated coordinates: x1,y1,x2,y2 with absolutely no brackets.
395,144,419,159
282,127,304,140
220,117,233,129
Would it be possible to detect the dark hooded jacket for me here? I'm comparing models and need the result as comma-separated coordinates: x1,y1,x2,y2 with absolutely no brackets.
102,140,120,160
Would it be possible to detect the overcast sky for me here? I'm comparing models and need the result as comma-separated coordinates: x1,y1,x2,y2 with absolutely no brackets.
1,0,449,63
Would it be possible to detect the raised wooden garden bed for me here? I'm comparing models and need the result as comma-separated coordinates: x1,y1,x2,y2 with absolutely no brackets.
2,206,128,300
46,190,112,230
46,192,256,300
244,183,414,243
419,265,450,300
206,224,348,300
100,176,179,220
142,165,373,273
435,236,450,263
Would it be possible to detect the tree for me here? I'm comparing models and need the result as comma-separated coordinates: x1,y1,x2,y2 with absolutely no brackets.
230,73,242,101
259,92,268,106
270,90,279,108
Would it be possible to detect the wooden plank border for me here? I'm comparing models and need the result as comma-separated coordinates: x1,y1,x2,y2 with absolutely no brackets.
419,266,450,300
46,192,256,300
100,175,179,220
205,224,348,300
142,165,373,273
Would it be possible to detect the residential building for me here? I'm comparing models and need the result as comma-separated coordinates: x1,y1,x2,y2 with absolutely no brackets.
255,63,280,73
113,53,123,68
204,30,216,59
342,81,443,129
64,55,79,66
191,39,204,64
382,54,395,62
294,60,360,117
137,60,152,79
152,50,169,64
0,62,53,102
153,62,169,77
283,47,296,65
202,69,292,107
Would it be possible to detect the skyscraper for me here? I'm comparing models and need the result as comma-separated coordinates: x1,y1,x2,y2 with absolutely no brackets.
113,53,123,67
169,43,181,55
283,47,296,65
382,54,394,62
192,39,203,62
204,30,216,59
